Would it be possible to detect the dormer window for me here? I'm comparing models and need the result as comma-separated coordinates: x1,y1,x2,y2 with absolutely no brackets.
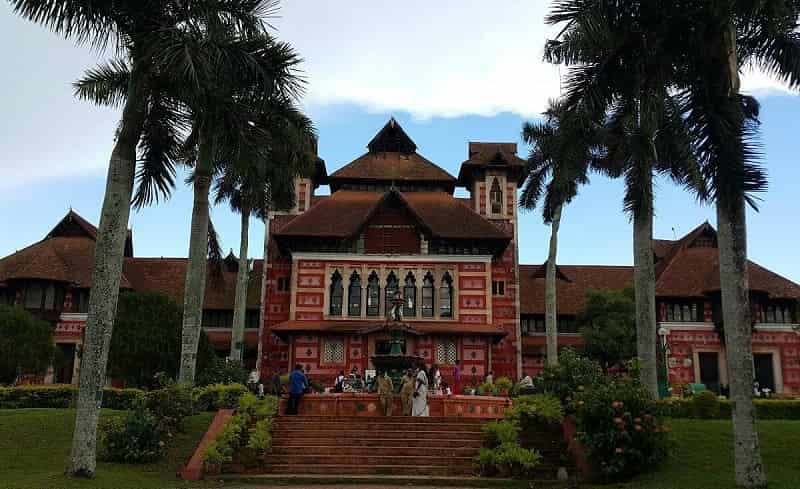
490,178,503,215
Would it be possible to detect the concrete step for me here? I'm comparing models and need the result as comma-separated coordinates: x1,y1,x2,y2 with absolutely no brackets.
273,421,487,432
271,428,485,441
270,445,481,457
272,436,483,449
262,463,476,476
262,454,475,467
276,415,486,424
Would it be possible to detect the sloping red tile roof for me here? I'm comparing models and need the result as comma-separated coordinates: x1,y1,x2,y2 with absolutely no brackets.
329,151,456,185
122,258,263,309
457,142,527,187
519,264,634,315
274,190,510,242
270,319,507,342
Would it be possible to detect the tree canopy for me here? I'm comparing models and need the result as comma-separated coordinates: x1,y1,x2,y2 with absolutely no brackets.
0,305,55,385
108,291,214,388
578,288,637,371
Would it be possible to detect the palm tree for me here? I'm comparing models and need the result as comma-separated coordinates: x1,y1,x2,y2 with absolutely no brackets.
519,99,599,366
214,101,316,364
666,2,799,486
544,1,701,398
10,0,272,477
177,40,305,385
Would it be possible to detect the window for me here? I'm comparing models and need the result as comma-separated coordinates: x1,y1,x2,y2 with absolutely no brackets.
366,271,380,316
202,310,234,328
762,303,793,324
558,317,579,334
436,338,458,365
403,272,417,317
348,271,362,316
439,272,453,318
521,317,545,335
665,300,703,322
245,311,260,329
23,283,44,309
421,272,435,318
490,177,503,214
276,277,290,292
492,280,505,296
329,271,343,316
385,271,399,311
322,338,345,364
75,289,90,313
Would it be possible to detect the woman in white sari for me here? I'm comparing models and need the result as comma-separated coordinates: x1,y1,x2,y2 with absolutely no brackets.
412,367,429,417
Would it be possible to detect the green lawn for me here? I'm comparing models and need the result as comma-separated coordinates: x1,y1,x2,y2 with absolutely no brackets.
0,410,798,489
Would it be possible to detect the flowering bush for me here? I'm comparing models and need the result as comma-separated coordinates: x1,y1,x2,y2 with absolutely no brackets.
533,348,602,409
574,376,670,482
98,400,165,463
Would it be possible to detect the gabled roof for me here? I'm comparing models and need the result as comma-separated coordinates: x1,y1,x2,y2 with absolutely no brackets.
328,119,456,191
519,264,634,315
273,189,510,242
458,142,527,188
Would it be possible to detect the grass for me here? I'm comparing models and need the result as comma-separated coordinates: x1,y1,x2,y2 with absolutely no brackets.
0,411,798,488
0,408,215,489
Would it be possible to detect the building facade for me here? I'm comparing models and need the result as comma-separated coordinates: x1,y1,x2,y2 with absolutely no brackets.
1,119,798,394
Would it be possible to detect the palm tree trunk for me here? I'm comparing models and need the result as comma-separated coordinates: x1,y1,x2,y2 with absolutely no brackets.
545,203,562,367
229,206,251,364
178,129,214,385
717,194,766,488
68,69,147,477
633,196,659,399
256,213,271,373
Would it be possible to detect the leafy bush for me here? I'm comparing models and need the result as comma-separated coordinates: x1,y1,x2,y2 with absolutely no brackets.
248,418,274,454
0,305,55,384
482,420,520,446
193,383,248,411
204,394,279,467
478,382,495,396
145,385,193,432
98,401,165,463
0,385,143,410
507,394,564,426
477,443,541,477
577,289,637,371
533,348,602,408
203,413,249,465
574,376,669,482
691,390,720,419
495,377,514,394
195,357,249,387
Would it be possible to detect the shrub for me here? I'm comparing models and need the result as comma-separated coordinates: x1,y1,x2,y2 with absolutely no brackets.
203,413,249,465
477,443,541,477
482,420,520,446
507,394,564,426
204,394,280,467
145,385,193,432
195,357,249,387
248,418,274,454
103,387,145,411
495,377,514,395
0,305,55,384
0,385,144,410
478,382,495,396
533,349,602,408
691,390,720,419
193,383,248,411
98,401,165,463
574,376,669,482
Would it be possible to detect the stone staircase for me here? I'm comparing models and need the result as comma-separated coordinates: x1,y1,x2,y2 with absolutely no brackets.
262,415,485,476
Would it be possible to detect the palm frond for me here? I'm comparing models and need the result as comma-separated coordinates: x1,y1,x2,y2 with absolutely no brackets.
73,58,130,107
9,0,117,51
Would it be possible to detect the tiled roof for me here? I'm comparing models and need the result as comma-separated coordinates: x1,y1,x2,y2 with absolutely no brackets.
519,264,634,315
329,151,456,186
270,319,507,342
274,190,510,241
122,258,263,309
457,142,527,187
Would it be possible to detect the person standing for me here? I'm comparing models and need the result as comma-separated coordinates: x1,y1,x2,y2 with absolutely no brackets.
376,372,394,416
413,367,429,417
453,360,462,395
286,364,308,415
400,369,415,416
271,367,283,396
485,371,494,386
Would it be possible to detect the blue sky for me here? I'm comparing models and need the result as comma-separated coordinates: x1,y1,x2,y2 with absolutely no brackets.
1,1,799,283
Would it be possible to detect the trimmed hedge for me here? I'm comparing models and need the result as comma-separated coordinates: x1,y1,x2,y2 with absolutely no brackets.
0,385,144,410
192,384,249,411
654,397,800,420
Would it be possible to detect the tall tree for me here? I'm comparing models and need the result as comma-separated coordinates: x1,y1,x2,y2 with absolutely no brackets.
544,1,701,398
10,0,272,477
214,100,316,364
177,39,305,384
519,99,598,366
668,2,800,486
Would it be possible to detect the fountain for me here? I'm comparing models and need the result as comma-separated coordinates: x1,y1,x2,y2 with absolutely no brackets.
369,291,427,391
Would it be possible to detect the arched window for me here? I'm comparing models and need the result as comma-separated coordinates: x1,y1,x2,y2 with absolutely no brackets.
366,271,380,316
440,272,453,318
403,272,417,317
490,177,503,214
421,272,435,318
348,271,362,316
385,271,399,312
329,271,343,316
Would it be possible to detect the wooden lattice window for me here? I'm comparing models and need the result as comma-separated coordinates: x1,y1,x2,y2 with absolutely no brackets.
322,338,345,364
436,338,457,365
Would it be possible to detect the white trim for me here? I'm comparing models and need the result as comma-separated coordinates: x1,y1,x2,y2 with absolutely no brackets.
291,252,493,263
754,323,799,332
59,313,87,322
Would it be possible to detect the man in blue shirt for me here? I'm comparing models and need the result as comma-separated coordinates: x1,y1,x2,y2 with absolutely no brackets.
286,364,308,415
